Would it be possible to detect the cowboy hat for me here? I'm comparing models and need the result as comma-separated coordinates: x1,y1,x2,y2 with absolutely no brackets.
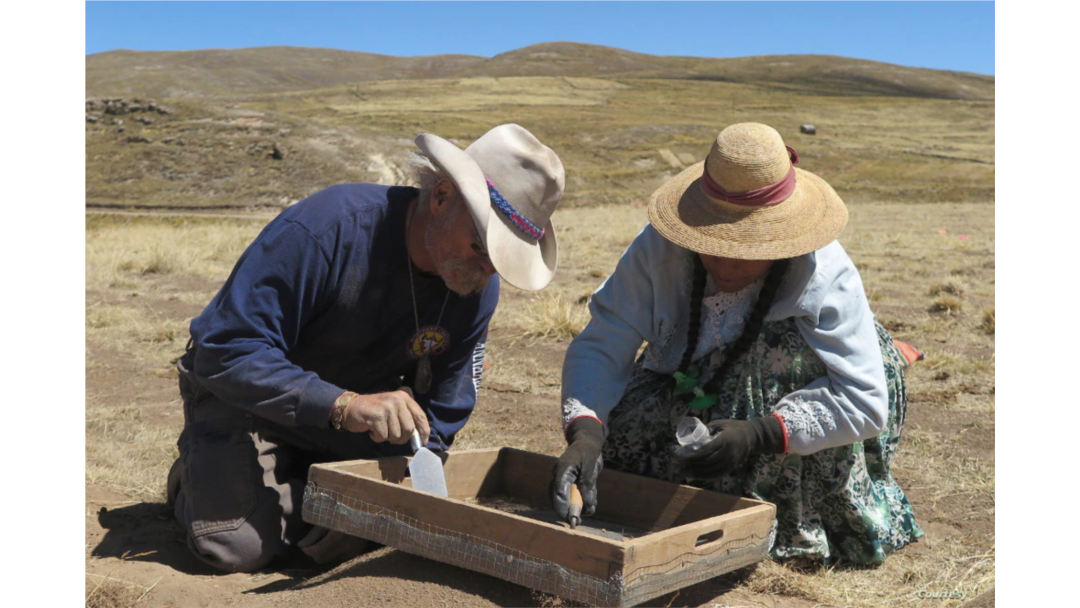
648,122,847,260
415,124,565,291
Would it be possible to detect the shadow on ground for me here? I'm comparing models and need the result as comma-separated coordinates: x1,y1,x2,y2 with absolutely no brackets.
93,501,764,607
248,547,539,605
243,543,759,607
92,502,213,575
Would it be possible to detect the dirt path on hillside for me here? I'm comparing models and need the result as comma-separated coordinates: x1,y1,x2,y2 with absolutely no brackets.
87,209,280,220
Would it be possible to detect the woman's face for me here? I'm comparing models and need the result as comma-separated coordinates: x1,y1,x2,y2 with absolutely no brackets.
699,254,773,293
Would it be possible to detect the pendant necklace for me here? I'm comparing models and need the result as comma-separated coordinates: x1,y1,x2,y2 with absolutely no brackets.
406,205,451,394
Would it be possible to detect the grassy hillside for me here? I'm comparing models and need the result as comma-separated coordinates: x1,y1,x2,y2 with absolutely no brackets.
87,43,994,100
471,44,994,100
86,46,487,99
86,44,994,211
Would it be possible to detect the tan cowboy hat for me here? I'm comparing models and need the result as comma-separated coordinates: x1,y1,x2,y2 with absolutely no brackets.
648,122,847,260
416,124,565,291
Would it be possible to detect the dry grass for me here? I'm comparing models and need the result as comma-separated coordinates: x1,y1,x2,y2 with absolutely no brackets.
491,204,646,341
918,349,994,379
86,215,268,368
898,428,995,504
85,573,160,608
118,244,179,276
929,279,967,297
928,295,964,315
979,307,995,335
86,215,267,291
744,542,994,608
85,394,178,501
448,418,492,451
480,348,561,398
327,76,628,114
451,414,563,456
85,301,190,367
509,293,590,342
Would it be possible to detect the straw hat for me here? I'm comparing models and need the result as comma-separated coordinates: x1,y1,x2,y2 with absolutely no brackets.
416,124,565,291
648,123,847,260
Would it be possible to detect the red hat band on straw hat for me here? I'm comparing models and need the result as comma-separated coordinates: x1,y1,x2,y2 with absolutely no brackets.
700,146,800,207
647,122,848,260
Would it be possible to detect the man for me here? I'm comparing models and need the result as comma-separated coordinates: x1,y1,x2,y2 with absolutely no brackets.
168,124,565,572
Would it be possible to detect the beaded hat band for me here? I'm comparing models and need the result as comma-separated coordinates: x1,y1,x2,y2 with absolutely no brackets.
487,178,545,241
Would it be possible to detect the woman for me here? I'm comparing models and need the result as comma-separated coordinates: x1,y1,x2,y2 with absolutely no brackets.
551,123,922,565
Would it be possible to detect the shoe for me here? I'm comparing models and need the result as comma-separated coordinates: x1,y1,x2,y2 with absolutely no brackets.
297,526,372,566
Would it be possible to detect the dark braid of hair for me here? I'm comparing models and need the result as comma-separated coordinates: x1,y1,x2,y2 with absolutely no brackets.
702,258,791,394
677,254,708,374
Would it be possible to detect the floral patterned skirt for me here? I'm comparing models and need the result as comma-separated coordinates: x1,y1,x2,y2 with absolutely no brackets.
602,318,923,565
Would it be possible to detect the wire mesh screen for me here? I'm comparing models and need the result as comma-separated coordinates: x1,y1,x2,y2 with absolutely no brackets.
303,482,774,607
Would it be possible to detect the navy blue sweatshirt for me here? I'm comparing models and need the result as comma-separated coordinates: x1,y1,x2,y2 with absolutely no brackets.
184,183,498,449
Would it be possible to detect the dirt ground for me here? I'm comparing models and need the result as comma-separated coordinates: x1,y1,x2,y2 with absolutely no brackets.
86,203,995,608
86,328,822,608
85,333,992,608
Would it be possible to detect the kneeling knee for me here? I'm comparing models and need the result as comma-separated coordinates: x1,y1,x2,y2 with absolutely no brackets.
187,528,282,573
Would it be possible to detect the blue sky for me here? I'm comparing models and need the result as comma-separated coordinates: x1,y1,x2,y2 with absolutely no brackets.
86,1,995,75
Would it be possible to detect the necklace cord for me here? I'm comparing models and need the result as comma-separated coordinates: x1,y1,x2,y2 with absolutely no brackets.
406,201,452,352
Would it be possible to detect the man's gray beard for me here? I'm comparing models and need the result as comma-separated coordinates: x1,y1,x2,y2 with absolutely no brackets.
425,204,490,296
438,257,490,295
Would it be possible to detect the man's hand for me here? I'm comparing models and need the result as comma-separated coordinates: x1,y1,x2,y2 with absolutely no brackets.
342,388,430,444
676,416,786,478
550,417,605,520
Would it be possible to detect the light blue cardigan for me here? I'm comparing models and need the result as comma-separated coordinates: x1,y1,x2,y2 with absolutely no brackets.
561,223,888,456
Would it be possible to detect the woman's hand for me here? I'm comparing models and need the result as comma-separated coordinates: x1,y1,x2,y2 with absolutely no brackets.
550,417,605,520
677,415,787,478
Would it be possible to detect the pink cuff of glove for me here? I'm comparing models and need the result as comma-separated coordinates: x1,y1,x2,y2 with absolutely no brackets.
564,415,604,440
771,412,789,454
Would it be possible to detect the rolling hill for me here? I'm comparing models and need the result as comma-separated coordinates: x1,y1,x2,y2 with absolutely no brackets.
87,42,994,100
85,43,994,211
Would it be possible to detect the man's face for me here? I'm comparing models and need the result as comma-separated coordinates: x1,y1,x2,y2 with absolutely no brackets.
699,254,773,293
425,192,496,296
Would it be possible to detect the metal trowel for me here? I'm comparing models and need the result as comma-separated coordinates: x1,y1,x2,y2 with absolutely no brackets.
409,429,448,497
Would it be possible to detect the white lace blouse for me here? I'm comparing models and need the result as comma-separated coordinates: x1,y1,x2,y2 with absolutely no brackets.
690,275,765,367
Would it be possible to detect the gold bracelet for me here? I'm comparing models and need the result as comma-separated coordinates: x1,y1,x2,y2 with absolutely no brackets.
329,392,357,431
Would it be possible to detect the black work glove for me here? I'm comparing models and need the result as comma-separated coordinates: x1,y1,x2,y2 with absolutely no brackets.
550,417,605,519
677,416,786,479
